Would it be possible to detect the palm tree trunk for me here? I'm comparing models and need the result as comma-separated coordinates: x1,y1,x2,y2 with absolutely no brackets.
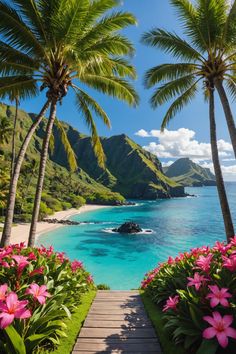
0,100,50,247
10,98,19,177
209,88,235,243
28,100,57,247
215,80,236,158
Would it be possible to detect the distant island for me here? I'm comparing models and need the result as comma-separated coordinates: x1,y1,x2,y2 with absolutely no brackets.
164,158,216,187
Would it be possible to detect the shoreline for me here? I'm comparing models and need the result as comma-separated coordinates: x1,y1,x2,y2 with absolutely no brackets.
0,205,111,246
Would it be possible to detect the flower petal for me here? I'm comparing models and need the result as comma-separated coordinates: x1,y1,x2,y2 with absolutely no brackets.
0,313,14,329
203,327,217,339
216,332,228,348
223,315,233,327
225,327,236,339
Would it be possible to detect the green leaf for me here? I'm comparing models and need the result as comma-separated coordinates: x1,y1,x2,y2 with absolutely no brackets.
196,339,218,354
4,325,26,354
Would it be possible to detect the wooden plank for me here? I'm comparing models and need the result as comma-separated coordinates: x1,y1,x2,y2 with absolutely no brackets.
73,341,160,351
84,320,153,328
79,327,156,338
72,349,162,354
85,314,149,321
76,338,160,344
89,309,147,315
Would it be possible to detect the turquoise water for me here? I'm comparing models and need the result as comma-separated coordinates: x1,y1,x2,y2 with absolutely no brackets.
39,184,236,290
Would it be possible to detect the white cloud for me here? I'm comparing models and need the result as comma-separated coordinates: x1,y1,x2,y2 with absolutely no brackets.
199,162,236,182
136,128,233,161
135,127,236,181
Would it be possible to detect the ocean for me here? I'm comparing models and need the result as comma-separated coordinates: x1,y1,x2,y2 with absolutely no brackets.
38,184,236,289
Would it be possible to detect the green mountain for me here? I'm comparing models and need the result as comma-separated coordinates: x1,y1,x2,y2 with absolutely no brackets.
0,102,186,221
164,158,216,187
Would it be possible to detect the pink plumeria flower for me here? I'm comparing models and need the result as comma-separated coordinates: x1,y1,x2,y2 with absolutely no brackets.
222,254,236,272
12,255,29,274
206,285,232,308
187,272,208,291
0,284,8,301
203,312,236,348
195,254,213,273
163,295,179,312
26,284,51,305
167,257,174,265
0,292,31,329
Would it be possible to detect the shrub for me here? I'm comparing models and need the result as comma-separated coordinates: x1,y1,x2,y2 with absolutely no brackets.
0,244,94,353
13,213,32,223
97,284,111,290
41,193,63,212
67,194,85,208
87,192,125,205
39,201,53,220
141,237,236,354
61,201,72,210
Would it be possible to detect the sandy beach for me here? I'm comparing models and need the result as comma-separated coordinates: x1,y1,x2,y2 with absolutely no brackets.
0,205,110,245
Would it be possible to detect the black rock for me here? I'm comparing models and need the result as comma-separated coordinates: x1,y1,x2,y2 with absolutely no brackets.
112,222,142,234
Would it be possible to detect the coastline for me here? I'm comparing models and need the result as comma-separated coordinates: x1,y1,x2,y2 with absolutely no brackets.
0,205,111,246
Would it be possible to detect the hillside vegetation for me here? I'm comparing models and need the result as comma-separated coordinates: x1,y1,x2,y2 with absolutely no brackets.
164,158,216,187
0,103,185,220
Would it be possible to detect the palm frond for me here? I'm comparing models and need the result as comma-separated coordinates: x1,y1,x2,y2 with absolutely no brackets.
141,28,202,62
78,11,137,49
54,119,78,172
81,74,139,107
225,76,236,101
144,63,198,88
83,34,135,57
150,74,196,108
0,1,45,56
75,92,106,169
223,0,236,47
161,80,199,130
74,86,111,128
0,76,38,100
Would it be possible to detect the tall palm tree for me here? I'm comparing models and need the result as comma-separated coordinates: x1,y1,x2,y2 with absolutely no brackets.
0,0,138,247
9,96,19,178
142,0,235,242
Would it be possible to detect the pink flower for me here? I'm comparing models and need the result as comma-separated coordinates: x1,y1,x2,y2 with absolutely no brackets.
12,255,29,275
0,284,8,301
206,285,232,308
167,257,174,265
28,252,37,261
230,236,236,247
163,295,179,312
0,292,31,329
87,275,93,284
222,254,236,272
71,260,83,273
26,284,51,305
213,241,230,255
29,267,44,277
187,272,208,291
195,254,213,273
203,312,236,348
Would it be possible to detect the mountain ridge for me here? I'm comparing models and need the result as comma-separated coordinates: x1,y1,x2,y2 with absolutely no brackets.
164,158,216,187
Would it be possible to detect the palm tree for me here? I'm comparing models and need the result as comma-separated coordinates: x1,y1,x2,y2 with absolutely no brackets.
142,0,235,242
9,96,19,178
0,0,138,246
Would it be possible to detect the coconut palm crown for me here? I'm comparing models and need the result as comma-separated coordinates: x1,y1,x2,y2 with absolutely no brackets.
0,0,139,166
142,0,236,156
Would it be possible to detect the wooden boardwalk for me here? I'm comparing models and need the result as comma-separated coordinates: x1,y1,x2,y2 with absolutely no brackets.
72,290,162,354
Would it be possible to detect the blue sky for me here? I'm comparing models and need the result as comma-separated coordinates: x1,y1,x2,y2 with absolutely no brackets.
11,0,236,180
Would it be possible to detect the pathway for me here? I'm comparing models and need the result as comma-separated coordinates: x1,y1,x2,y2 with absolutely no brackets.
72,290,162,354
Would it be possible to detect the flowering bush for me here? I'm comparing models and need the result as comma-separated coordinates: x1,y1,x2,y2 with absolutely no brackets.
0,243,94,353
141,237,236,354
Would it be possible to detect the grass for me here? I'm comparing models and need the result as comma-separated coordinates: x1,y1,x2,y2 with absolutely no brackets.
140,291,187,354
50,290,96,354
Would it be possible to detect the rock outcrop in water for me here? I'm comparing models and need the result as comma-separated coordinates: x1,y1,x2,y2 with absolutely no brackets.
112,222,142,234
